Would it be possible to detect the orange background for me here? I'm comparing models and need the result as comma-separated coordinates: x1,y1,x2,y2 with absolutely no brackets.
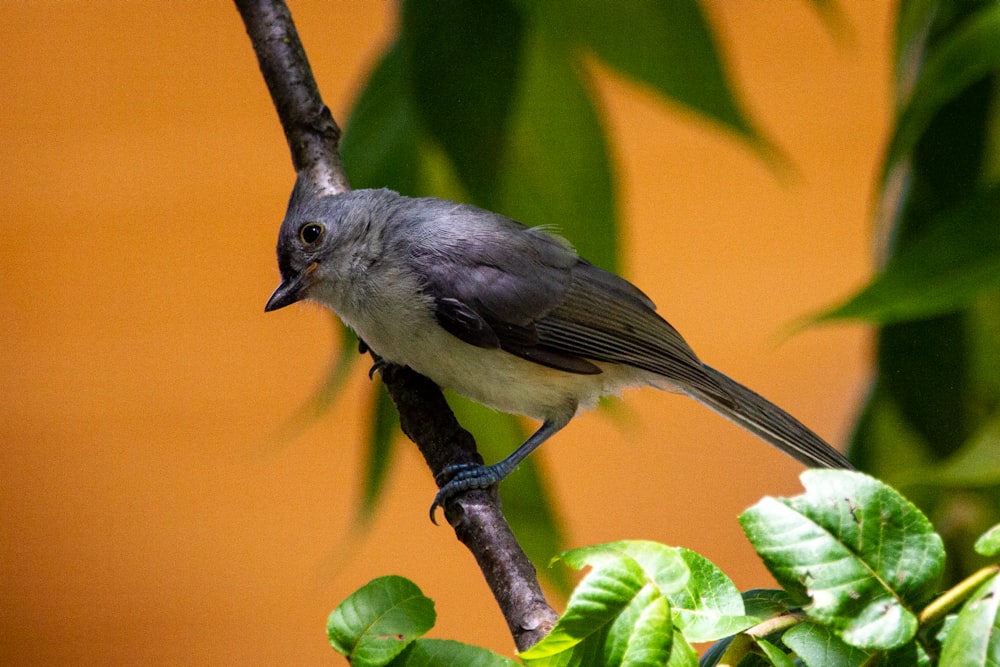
1,2,890,663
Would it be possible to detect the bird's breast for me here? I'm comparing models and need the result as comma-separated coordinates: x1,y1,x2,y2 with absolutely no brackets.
347,300,652,423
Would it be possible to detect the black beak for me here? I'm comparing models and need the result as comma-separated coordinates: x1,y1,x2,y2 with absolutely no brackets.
264,263,316,312
264,262,317,313
264,277,302,311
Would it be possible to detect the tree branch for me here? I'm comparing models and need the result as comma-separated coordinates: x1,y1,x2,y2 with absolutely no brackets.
234,0,348,195
235,0,557,651
378,364,558,649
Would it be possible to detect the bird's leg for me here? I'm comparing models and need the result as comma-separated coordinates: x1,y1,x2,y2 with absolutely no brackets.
429,417,568,523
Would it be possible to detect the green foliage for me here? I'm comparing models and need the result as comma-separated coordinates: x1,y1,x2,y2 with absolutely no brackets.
670,548,754,642
881,3,1000,181
780,623,874,667
327,575,436,666
815,0,1000,588
740,470,945,649
976,523,1000,557
327,575,518,667
938,573,1000,665
535,0,764,147
328,473,1000,665
519,541,692,666
818,185,1000,324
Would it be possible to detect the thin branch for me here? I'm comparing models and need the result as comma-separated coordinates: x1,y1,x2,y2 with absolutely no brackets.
378,364,558,649
917,564,1000,627
235,0,557,651
234,0,349,195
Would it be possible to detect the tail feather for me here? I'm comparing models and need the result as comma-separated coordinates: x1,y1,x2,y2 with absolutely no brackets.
688,365,855,470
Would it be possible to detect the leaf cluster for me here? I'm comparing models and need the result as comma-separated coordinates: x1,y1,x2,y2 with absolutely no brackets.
816,0,1000,587
328,472,1000,666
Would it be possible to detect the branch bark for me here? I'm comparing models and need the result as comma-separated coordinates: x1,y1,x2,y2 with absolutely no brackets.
235,0,557,651
234,0,348,196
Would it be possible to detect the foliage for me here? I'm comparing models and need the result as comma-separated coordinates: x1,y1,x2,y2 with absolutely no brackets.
816,0,1000,586
328,472,1000,665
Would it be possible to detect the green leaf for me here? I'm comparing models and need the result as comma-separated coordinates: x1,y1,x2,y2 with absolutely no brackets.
755,637,795,667
883,4,1000,180
521,558,646,662
600,592,699,667
975,523,1000,557
341,41,421,194
400,0,523,202
699,591,797,667
933,612,960,653
389,639,519,667
492,26,618,272
543,0,762,146
968,293,1000,415
327,575,435,667
781,622,873,667
741,588,798,624
668,548,753,642
695,635,732,667
818,186,1000,325
893,0,937,104
739,470,945,650
846,386,935,490
884,642,934,667
616,588,673,667
665,630,697,667
521,541,687,665
557,541,689,596
925,412,1000,487
939,572,1000,666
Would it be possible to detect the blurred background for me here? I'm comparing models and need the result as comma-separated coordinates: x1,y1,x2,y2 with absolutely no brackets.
2,2,890,663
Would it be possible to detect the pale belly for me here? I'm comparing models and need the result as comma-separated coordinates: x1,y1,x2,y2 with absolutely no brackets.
343,301,658,423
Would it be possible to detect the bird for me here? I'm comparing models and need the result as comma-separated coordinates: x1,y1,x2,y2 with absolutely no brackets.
265,176,855,520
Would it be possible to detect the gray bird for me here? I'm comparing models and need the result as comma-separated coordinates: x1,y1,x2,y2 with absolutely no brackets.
265,177,854,519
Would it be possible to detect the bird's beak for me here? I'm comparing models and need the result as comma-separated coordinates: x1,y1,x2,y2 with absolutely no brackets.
264,262,317,312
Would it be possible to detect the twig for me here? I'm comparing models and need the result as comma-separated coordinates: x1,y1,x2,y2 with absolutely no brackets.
918,564,1000,627
234,0,348,195
234,0,557,651
378,364,558,649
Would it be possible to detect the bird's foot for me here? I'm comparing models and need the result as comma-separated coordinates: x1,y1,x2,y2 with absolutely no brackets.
368,358,389,380
368,357,407,382
429,463,502,524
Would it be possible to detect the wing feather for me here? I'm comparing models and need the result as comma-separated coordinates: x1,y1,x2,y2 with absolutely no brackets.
406,199,726,397
409,200,600,374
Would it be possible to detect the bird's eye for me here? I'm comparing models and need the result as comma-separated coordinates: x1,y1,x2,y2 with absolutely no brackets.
299,223,324,245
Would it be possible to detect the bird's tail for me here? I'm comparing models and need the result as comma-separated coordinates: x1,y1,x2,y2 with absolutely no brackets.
687,365,855,470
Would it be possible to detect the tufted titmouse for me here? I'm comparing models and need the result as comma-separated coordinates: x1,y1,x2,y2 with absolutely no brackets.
265,177,854,519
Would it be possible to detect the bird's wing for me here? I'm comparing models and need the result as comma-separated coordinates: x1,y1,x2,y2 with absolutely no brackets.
408,201,723,395
534,261,721,392
409,203,602,374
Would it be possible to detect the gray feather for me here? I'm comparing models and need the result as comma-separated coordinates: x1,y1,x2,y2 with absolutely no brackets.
689,366,854,469
274,185,853,472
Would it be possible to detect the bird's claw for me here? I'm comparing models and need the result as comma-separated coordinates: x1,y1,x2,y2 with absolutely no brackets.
367,356,408,383
368,358,389,380
428,463,499,525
